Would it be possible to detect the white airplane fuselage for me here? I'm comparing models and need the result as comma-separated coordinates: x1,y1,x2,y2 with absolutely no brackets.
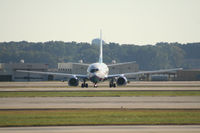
87,62,109,83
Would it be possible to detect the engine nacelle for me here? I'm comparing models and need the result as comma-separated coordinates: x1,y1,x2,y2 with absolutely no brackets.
116,76,127,86
68,76,79,86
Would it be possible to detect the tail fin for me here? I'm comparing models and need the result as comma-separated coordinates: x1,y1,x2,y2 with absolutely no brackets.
99,30,103,63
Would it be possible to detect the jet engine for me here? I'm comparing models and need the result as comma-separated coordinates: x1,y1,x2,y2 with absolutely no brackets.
116,76,127,86
68,76,79,86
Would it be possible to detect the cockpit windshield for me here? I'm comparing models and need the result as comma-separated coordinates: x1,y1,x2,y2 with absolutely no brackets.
90,68,99,73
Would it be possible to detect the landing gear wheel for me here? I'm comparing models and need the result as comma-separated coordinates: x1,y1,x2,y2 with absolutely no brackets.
113,83,116,88
109,82,116,88
81,83,88,88
81,83,84,88
109,83,112,88
94,84,98,88
85,83,88,88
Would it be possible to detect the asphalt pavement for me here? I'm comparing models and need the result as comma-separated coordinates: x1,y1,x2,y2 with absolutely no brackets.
1,126,200,133
0,96,200,109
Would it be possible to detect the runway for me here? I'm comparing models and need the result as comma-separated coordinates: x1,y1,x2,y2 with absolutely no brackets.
1,126,200,133
0,96,200,109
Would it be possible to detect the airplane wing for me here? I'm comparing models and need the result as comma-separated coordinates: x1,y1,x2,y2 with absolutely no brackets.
107,68,183,78
16,70,88,80
107,61,136,67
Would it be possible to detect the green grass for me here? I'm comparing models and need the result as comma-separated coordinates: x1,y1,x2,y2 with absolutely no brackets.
0,90,200,97
0,109,200,126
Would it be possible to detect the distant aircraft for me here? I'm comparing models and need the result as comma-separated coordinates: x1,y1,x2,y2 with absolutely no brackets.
17,31,182,88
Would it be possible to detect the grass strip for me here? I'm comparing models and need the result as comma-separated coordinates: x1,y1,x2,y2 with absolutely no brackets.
0,90,200,97
0,109,200,126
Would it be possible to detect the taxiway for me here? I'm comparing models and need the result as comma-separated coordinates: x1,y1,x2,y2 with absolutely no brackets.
0,81,200,91
1,126,200,133
0,96,199,109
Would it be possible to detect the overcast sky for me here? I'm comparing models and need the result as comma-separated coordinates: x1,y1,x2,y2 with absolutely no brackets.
0,0,200,45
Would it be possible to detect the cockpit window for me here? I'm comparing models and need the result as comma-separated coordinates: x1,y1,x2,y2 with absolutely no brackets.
90,68,99,73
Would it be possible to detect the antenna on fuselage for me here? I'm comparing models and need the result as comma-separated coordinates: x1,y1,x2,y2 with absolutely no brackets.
99,29,103,63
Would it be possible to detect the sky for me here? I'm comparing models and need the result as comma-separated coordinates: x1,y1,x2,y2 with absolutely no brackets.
0,0,200,45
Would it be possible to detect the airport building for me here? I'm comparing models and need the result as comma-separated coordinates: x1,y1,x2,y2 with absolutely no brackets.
143,69,200,81
58,63,89,75
0,63,48,81
52,62,90,81
145,72,177,81
108,61,139,75
176,69,200,81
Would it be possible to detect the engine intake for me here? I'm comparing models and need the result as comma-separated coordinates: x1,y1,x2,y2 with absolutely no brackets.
68,76,79,86
116,76,127,86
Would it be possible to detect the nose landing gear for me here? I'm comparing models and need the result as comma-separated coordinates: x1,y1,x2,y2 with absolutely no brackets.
94,83,98,88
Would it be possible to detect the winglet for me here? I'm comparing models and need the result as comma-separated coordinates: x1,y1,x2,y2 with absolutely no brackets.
99,29,103,63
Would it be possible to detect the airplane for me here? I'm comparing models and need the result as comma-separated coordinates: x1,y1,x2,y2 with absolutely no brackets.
17,31,182,88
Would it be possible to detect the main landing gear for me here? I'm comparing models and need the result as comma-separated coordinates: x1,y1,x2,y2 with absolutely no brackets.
109,80,116,88
81,81,88,88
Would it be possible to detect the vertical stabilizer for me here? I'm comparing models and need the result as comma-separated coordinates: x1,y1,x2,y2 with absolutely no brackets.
99,30,103,63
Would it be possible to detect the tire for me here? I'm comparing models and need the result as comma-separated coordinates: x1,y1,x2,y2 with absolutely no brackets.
109,83,113,88
85,83,88,88
113,83,116,88
81,83,84,88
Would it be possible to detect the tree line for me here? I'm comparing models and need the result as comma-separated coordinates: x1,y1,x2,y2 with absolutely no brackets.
0,41,200,70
